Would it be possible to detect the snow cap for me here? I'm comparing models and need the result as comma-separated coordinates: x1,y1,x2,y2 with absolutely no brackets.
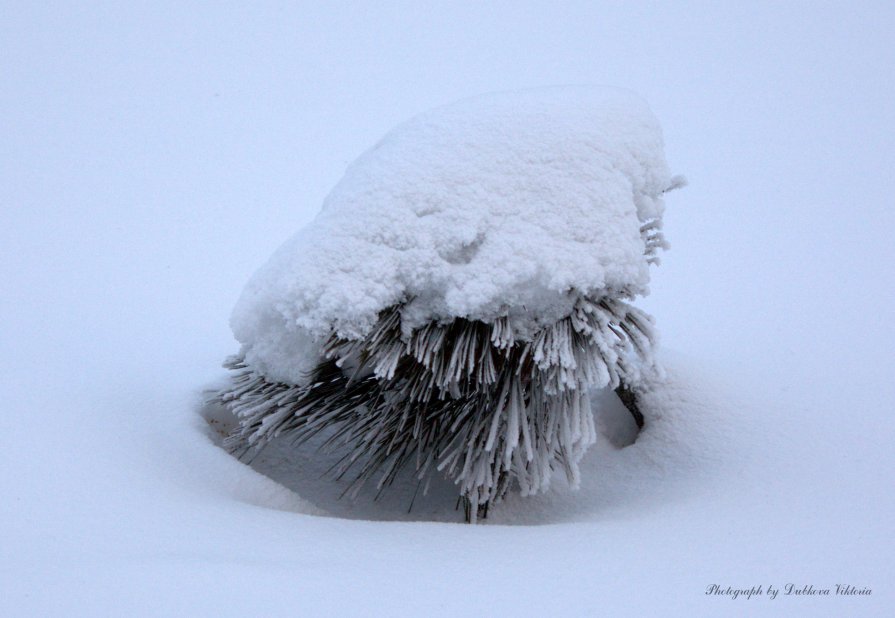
232,86,674,384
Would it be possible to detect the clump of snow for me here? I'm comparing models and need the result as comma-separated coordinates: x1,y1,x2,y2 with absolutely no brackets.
232,86,675,385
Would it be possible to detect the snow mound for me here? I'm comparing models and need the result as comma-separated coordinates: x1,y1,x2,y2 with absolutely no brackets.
232,86,675,384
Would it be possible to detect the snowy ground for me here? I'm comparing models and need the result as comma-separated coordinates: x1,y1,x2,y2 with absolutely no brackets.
2,3,894,616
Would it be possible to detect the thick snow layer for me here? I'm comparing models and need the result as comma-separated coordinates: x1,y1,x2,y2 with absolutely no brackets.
232,87,673,384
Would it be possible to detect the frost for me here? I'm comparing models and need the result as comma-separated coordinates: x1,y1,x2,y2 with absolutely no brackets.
218,87,679,518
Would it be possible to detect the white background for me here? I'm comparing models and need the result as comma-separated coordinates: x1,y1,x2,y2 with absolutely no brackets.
2,2,893,615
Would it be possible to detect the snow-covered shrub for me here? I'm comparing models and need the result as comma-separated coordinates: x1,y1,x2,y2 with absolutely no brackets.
216,86,683,521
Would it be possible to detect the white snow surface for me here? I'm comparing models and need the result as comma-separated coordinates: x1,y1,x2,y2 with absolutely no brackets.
232,87,672,384
3,3,895,617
